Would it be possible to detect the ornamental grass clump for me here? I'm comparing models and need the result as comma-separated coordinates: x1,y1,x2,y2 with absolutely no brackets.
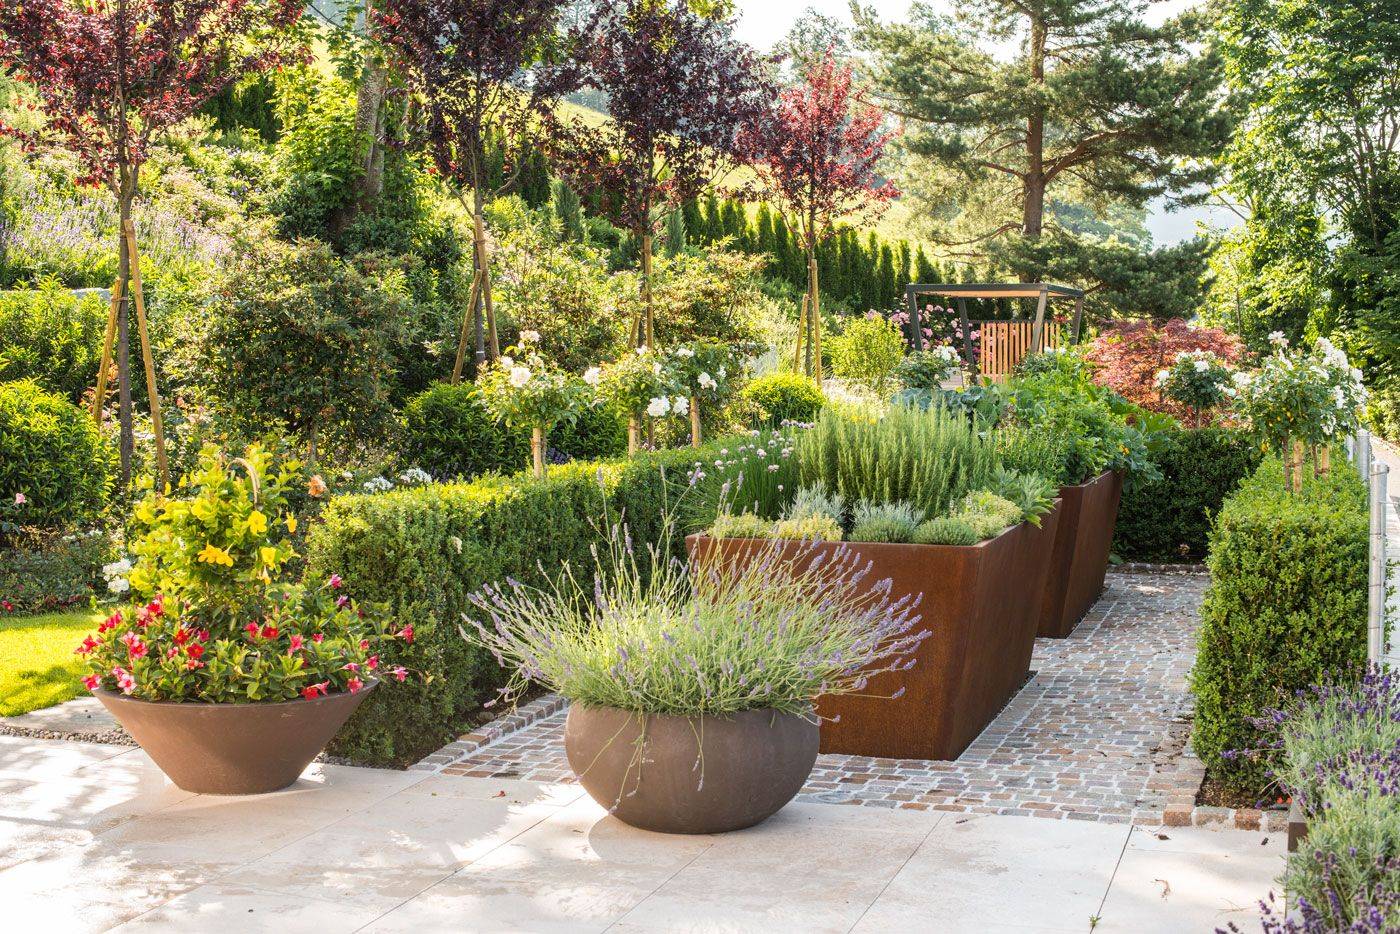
464,526,929,718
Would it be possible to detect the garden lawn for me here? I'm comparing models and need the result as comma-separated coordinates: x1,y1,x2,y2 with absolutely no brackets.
0,607,103,716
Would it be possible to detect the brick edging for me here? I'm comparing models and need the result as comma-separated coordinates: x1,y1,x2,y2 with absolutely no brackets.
410,693,568,771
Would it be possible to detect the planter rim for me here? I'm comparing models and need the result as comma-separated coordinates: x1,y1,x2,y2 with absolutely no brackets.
568,701,811,722
1060,469,1117,490
688,506,1059,552
93,678,379,710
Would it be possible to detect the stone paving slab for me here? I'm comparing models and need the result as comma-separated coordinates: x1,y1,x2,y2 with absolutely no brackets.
0,734,1285,932
437,572,1287,831
0,696,128,744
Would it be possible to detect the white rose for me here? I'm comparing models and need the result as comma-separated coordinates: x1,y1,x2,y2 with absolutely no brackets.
108,577,130,594
673,396,690,416
500,356,514,368
698,372,717,390
583,367,601,386
519,330,541,344
675,347,694,358
508,366,532,388
1194,359,1209,373
646,396,671,418
1154,370,1170,386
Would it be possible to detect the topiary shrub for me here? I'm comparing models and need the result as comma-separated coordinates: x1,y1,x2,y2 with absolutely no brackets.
741,371,824,427
1114,426,1262,561
0,380,113,530
1190,457,1368,795
304,441,729,766
912,517,979,546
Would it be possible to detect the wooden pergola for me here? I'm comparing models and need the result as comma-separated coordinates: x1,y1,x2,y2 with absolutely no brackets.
903,282,1087,379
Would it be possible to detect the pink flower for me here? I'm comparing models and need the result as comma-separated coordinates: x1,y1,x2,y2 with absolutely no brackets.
112,667,135,694
98,611,122,633
1,600,12,612
358,639,370,651
186,643,205,660
121,631,147,658
82,674,100,691
399,625,414,645
343,661,360,673
328,574,344,590
312,633,325,644
301,681,329,701
390,665,408,683
347,677,364,693
245,622,260,639
13,492,25,505
365,654,378,671
75,635,99,656
288,635,304,654
335,595,349,609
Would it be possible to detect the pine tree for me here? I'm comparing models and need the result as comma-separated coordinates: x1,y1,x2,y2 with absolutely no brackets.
552,178,585,240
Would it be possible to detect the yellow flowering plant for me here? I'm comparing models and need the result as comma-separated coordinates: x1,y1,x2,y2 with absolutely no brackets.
77,444,411,703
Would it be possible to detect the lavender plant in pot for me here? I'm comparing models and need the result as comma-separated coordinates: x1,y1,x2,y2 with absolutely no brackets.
77,444,407,795
465,524,928,834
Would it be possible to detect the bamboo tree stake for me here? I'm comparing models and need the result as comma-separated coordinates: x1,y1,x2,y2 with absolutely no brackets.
92,276,124,422
793,294,807,372
473,211,499,360
530,426,545,478
689,397,701,447
123,218,168,492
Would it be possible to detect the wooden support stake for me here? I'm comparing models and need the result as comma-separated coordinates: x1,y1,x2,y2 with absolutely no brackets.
956,298,978,385
1029,287,1049,354
123,219,167,491
92,277,123,423
1070,294,1085,344
794,294,807,373
689,397,701,448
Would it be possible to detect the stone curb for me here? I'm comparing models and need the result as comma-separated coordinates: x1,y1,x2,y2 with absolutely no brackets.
410,693,568,771
1109,563,1209,576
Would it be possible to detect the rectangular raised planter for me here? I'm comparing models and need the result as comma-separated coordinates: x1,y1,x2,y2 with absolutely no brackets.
1037,470,1124,638
1287,799,1308,853
686,501,1060,761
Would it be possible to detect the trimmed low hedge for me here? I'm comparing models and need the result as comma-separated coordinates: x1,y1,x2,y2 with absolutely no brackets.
1114,427,1261,561
304,442,719,766
1190,457,1369,794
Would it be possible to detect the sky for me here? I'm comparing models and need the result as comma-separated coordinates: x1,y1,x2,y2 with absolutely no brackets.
732,0,1241,246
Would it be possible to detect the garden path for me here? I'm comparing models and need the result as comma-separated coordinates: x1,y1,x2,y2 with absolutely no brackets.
432,571,1271,830
0,733,1283,932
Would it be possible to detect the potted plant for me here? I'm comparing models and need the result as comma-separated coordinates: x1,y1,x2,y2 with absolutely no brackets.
77,444,408,794
686,405,1062,761
464,523,927,834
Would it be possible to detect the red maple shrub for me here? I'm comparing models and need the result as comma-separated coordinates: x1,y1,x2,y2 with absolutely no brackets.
1084,318,1247,416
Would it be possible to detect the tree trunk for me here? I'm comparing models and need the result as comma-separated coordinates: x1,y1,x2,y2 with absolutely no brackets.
640,231,655,349
352,0,387,218
627,416,640,457
1021,11,1048,280
689,397,701,447
471,184,499,365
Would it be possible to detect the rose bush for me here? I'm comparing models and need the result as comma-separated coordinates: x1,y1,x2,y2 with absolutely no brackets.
593,346,682,454
1156,350,1235,426
75,444,407,703
477,333,588,476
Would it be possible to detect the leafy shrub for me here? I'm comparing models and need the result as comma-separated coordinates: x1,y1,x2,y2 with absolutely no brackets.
709,511,773,540
402,382,527,479
304,443,731,766
912,517,979,546
741,371,824,427
0,529,112,614
1114,426,1261,561
1190,457,1368,794
896,345,961,391
828,314,906,394
200,238,409,458
0,380,113,530
0,283,106,402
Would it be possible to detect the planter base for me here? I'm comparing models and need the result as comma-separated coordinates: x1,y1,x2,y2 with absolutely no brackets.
564,704,818,834
1039,471,1123,638
1287,799,1308,853
95,684,374,795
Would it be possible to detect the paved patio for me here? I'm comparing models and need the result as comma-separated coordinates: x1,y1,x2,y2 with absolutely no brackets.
433,571,1270,829
0,733,1283,933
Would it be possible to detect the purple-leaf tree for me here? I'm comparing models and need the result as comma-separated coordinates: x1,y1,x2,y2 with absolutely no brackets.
745,50,898,379
376,0,567,377
544,0,773,348
0,0,305,487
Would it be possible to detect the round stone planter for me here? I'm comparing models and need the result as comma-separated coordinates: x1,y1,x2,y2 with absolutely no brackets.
564,703,819,834
94,681,376,795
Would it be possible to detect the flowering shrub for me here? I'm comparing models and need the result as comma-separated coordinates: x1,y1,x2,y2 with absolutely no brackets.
465,522,930,718
896,345,961,391
666,341,736,445
1155,350,1235,426
1233,335,1366,490
1084,318,1244,417
1231,668,1400,933
592,346,681,453
75,444,405,703
478,334,588,476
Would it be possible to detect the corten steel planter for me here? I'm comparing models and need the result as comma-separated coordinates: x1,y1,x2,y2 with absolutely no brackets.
564,703,819,834
94,681,376,795
1287,799,1308,853
1037,470,1124,639
687,503,1061,762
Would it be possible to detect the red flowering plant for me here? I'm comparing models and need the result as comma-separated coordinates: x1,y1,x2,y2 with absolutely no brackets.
1083,318,1246,418
76,444,409,703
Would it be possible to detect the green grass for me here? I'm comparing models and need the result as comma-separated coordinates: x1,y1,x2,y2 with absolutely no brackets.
0,607,104,717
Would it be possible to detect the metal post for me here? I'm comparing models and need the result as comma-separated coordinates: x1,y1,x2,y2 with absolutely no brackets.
1369,462,1389,663
1356,429,1372,482
905,287,924,352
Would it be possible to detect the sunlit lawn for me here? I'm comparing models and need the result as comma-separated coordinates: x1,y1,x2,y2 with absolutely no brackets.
0,608,104,717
